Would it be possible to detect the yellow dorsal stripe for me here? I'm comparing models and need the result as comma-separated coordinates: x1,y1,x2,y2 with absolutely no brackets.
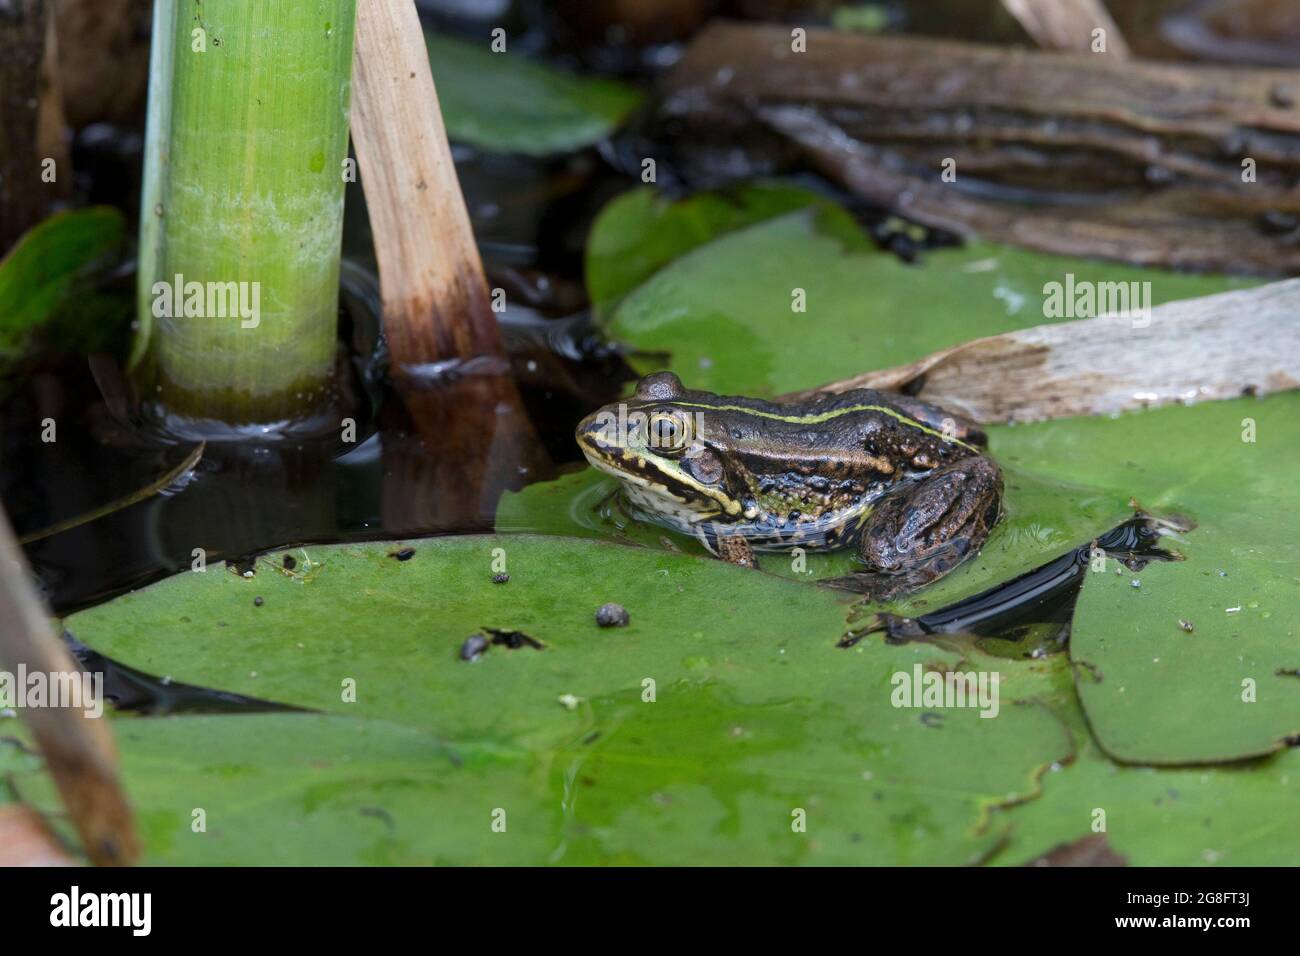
670,401,976,452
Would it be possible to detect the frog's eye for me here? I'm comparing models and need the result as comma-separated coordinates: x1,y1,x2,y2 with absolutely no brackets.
648,412,691,455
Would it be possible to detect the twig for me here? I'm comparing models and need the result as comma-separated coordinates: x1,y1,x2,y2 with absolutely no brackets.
36,0,70,198
19,442,204,545
0,507,138,865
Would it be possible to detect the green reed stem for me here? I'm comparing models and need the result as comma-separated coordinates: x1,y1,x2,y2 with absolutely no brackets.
135,0,357,428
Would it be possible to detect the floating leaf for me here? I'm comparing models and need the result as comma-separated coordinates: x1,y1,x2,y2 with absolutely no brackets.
604,204,1255,397
585,182,827,314
36,536,1072,864
426,32,642,156
993,394,1300,763
989,651,1300,866
9,713,554,866
508,392,1300,765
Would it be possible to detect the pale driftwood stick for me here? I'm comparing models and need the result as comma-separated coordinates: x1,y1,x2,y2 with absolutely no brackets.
1001,0,1130,57
784,280,1300,423
351,0,500,366
0,508,137,865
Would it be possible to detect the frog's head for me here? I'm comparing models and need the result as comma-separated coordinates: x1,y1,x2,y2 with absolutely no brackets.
575,371,747,528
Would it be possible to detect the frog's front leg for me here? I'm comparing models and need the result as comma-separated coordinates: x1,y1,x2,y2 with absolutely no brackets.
715,531,758,569
855,456,1002,599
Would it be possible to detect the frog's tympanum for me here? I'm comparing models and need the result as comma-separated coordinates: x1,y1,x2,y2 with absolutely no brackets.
576,371,1002,597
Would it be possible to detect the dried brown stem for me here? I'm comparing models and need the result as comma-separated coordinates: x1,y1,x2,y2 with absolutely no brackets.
36,0,69,190
55,0,152,127
0,507,138,866
351,0,551,527
351,0,500,367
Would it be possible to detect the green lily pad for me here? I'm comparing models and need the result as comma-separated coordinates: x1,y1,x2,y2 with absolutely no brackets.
0,207,127,375
988,650,1300,866
1003,742,1300,866
426,32,642,156
604,203,1256,397
41,535,1072,864
992,393,1300,764
9,713,558,866
585,183,828,315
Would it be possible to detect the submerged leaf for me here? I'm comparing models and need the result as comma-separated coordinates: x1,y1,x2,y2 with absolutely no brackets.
0,207,127,374
426,32,642,156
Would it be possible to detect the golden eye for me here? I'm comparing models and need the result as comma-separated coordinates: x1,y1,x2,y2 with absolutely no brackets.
649,412,691,454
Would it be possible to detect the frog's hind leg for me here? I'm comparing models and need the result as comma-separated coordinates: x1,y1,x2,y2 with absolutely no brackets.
854,456,1002,600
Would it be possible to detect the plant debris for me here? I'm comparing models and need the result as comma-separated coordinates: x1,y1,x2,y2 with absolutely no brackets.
595,603,630,627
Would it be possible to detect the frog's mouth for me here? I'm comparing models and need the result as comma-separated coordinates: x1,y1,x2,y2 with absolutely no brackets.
575,412,742,524
580,445,722,522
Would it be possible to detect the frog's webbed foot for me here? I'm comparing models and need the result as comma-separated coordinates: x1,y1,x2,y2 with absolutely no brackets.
715,532,759,570
853,456,1002,599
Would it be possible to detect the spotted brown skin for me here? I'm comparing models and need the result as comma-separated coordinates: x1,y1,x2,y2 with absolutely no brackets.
575,371,1002,596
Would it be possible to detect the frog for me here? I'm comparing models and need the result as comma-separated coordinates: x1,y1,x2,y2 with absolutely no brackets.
574,371,1002,599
